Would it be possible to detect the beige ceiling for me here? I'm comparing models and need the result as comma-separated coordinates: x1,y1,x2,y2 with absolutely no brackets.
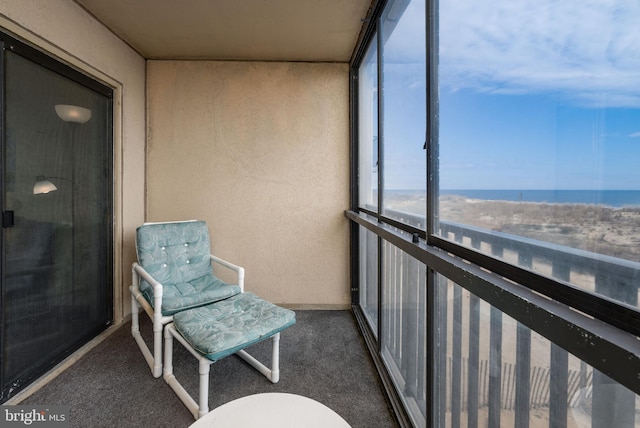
75,0,372,62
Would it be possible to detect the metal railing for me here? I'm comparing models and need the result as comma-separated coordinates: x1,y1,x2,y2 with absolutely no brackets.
358,207,640,428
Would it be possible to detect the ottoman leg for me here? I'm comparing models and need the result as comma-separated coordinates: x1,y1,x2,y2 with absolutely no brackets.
236,332,281,383
198,358,211,418
164,323,211,420
271,332,280,383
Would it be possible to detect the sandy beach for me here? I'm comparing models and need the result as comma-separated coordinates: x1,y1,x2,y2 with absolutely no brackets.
384,193,640,263
440,195,640,262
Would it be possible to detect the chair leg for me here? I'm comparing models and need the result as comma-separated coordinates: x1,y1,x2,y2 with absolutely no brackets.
130,291,154,375
152,313,164,378
130,287,164,378
131,290,140,338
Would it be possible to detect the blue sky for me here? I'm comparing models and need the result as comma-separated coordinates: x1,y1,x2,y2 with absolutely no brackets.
383,0,640,191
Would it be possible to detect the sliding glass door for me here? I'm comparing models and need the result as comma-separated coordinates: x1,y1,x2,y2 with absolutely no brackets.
0,34,113,401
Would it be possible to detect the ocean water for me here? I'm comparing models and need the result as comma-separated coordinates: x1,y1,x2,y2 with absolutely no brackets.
439,189,640,208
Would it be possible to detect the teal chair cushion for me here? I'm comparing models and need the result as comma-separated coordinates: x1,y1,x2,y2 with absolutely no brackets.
136,221,241,316
173,292,296,362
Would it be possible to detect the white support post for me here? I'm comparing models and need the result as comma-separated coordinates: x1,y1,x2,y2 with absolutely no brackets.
130,267,156,375
198,359,211,418
131,268,140,336
163,324,174,379
210,255,245,292
238,267,245,292
271,333,281,383
152,315,163,378
130,263,166,378
152,274,164,378
164,324,203,420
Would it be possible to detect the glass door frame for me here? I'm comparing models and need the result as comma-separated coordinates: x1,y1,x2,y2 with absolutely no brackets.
0,31,114,402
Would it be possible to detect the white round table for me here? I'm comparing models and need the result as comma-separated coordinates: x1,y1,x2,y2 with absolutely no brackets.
189,393,351,427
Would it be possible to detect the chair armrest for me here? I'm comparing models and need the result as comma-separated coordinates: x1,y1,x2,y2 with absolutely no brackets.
210,255,245,292
132,262,164,312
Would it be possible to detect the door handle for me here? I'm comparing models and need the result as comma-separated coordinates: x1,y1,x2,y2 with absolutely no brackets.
2,210,14,228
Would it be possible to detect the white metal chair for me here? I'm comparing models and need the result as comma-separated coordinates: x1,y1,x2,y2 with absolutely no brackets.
130,220,244,378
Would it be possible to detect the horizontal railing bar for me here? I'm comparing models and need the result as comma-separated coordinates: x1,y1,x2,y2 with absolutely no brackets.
374,204,640,278
356,206,640,336
359,206,427,239
428,233,640,337
439,220,640,278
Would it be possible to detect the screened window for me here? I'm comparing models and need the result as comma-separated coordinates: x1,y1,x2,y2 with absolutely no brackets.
358,0,427,230
350,0,640,426
358,37,379,212
436,0,640,308
381,0,427,225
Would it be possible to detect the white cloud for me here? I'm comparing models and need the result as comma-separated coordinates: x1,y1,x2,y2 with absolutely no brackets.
439,0,640,107
630,131,640,138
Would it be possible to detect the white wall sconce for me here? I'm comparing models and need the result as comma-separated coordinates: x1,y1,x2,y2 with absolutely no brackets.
33,175,70,194
55,104,92,123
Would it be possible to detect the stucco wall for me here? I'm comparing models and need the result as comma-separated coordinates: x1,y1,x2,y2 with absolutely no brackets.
0,0,146,321
147,61,350,308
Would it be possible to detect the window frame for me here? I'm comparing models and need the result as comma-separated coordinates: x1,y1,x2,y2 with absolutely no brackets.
348,1,640,426
352,0,429,241
350,0,640,339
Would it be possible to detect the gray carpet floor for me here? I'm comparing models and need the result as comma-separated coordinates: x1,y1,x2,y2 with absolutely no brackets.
20,310,398,428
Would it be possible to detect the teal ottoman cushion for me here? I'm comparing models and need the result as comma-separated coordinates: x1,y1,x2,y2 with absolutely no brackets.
173,292,296,362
